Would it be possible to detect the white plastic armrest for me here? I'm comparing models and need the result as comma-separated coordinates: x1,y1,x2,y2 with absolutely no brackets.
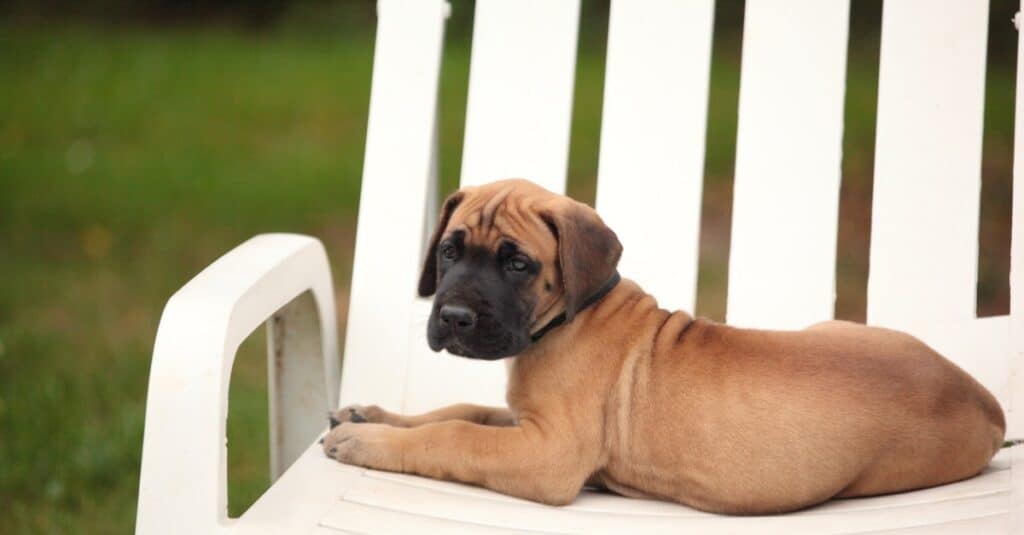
135,233,339,534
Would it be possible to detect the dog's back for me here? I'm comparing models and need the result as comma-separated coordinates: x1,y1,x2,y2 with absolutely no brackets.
593,301,1005,514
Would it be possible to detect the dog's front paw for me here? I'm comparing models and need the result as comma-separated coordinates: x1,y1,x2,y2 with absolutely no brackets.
322,422,403,471
328,404,386,428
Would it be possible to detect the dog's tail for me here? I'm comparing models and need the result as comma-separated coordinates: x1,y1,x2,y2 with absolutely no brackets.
1003,438,1024,448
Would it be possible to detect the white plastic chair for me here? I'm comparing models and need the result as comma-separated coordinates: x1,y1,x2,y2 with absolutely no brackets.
136,0,1024,532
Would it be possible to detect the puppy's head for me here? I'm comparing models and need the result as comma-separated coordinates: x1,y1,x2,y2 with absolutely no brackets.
418,179,622,360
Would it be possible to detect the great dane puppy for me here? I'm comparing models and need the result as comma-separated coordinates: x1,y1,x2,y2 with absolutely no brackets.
322,178,1005,514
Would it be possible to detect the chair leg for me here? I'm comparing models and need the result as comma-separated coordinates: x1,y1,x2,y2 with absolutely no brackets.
267,290,335,481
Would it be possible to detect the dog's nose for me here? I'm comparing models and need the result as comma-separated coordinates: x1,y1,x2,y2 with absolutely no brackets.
439,304,477,332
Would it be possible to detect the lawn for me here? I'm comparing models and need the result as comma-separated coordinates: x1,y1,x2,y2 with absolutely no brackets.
0,22,379,532
0,2,1015,532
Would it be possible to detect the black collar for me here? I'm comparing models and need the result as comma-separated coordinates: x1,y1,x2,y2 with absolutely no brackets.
530,271,621,343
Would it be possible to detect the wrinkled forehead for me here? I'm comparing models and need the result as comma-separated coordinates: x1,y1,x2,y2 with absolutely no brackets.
445,189,556,259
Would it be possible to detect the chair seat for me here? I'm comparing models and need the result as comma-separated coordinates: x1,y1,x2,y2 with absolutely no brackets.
234,444,1013,534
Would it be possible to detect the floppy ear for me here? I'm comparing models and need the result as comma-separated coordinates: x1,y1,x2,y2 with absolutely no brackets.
418,191,465,297
541,200,623,320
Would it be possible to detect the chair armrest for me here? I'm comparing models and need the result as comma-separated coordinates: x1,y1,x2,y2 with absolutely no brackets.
136,233,339,534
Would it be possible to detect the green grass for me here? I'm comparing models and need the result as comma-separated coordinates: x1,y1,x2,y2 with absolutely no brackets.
0,10,1015,533
0,24,378,532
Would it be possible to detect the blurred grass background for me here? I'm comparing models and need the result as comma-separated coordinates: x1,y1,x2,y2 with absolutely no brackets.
0,0,1016,532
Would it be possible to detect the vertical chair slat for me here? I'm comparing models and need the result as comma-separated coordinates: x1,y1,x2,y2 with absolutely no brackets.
458,0,581,192
404,0,582,412
594,0,715,313
339,0,448,410
867,1,989,336
726,0,850,329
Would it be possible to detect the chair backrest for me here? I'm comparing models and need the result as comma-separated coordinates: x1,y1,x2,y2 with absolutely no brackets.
341,0,1023,439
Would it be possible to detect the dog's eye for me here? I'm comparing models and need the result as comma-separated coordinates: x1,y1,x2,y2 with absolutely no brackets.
440,244,458,260
506,257,528,272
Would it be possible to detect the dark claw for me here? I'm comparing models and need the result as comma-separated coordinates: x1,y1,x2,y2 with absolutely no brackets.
349,409,367,424
318,437,324,444
329,447,338,455
328,413,341,429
